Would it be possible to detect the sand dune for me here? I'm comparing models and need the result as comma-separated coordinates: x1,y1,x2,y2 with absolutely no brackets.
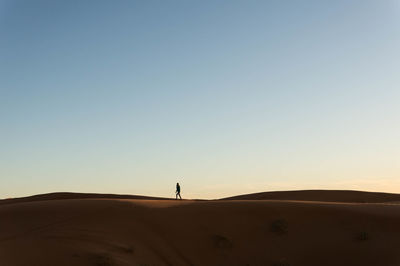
0,192,170,206
1,191,400,266
223,189,400,203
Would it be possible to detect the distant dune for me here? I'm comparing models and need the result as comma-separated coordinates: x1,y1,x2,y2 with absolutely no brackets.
0,192,170,206
1,190,400,266
222,189,400,203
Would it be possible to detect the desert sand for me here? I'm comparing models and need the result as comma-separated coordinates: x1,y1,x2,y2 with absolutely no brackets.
1,190,400,266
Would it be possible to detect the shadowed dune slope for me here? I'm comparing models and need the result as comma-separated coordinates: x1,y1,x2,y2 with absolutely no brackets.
1,193,400,266
222,189,400,203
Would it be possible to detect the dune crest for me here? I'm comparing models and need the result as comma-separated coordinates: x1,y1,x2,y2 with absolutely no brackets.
222,189,400,203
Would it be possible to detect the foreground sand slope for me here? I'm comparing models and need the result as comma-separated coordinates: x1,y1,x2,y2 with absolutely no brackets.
1,193,400,266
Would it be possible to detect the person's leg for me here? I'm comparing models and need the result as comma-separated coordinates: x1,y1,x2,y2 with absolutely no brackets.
179,193,182,200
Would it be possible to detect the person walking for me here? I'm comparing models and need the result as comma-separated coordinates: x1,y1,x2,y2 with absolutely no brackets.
176,182,182,200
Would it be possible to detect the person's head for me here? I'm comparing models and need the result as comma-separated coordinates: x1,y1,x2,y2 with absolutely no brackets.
177,183,179,185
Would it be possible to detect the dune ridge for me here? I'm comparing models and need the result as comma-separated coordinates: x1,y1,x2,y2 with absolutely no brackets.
222,189,400,203
0,192,171,206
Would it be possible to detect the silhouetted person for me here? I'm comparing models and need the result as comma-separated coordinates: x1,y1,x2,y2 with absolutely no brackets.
176,182,182,200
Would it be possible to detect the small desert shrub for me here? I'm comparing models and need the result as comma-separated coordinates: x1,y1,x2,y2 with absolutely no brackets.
212,234,232,249
120,245,134,253
272,260,290,266
90,253,112,266
356,231,370,241
270,219,288,235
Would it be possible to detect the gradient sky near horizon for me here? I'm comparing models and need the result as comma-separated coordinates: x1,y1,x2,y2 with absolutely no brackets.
1,0,400,199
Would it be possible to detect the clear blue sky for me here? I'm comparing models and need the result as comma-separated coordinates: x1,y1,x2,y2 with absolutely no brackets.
1,0,399,199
